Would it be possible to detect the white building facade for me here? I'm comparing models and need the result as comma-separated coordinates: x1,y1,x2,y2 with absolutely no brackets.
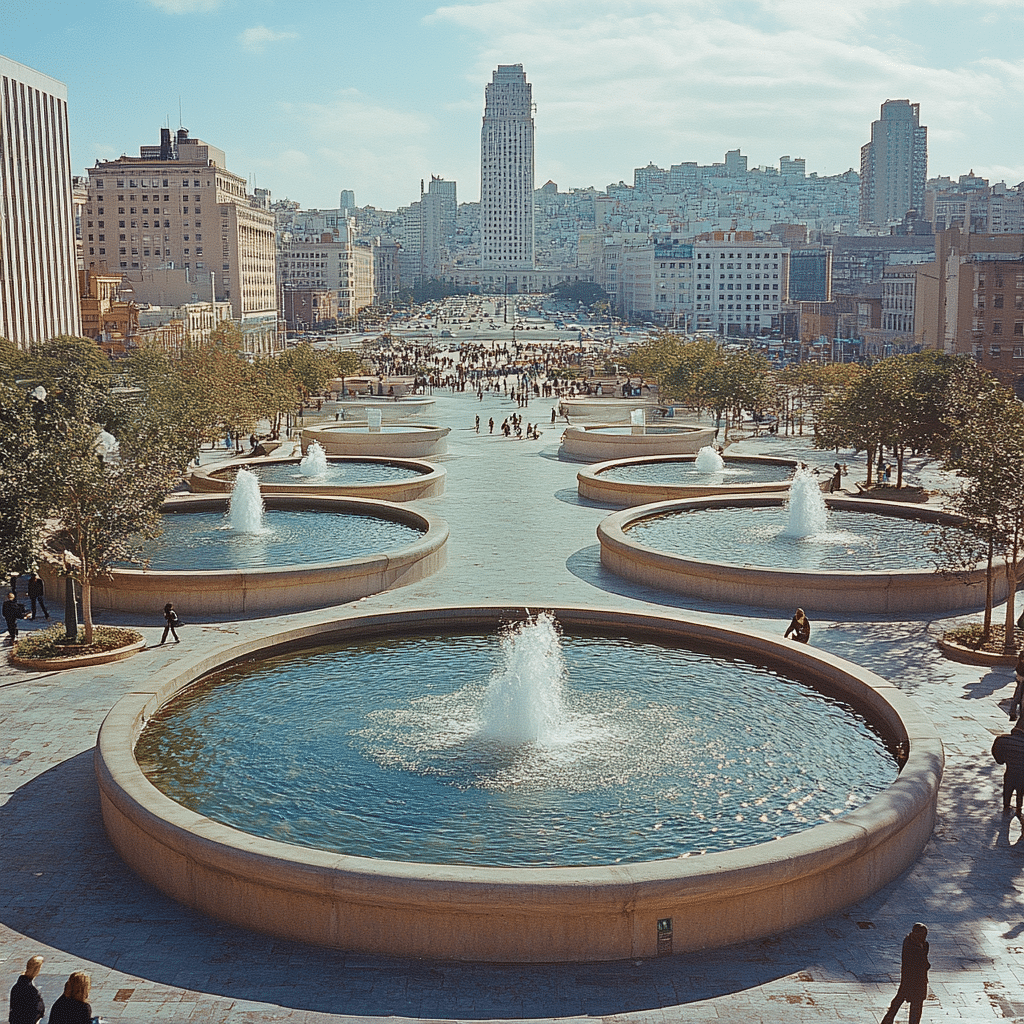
694,238,788,335
480,65,535,269
0,56,81,349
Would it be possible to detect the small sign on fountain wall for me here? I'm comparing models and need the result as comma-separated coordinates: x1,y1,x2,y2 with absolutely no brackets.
657,917,673,955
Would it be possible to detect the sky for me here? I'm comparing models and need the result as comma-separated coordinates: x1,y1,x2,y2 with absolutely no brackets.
5,0,1023,212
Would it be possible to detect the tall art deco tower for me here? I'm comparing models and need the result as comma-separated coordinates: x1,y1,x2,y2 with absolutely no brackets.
480,64,534,269
859,99,927,229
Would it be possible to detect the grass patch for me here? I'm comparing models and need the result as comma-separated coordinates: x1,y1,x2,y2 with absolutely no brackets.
14,624,143,661
943,622,1021,654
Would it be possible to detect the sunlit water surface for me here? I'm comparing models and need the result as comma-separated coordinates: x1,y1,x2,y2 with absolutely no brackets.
136,629,896,867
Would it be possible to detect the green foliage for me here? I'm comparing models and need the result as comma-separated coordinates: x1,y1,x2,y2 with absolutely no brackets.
14,623,141,657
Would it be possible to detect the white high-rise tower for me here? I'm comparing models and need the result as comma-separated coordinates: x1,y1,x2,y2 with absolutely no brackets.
480,64,534,269
0,56,81,349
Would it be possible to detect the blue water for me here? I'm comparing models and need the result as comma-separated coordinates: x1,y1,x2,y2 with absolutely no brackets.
136,628,896,867
627,506,943,572
124,510,422,571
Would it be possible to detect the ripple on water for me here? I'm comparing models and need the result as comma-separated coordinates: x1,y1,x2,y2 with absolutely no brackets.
135,629,896,867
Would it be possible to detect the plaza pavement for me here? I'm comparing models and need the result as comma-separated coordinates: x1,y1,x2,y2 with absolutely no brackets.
3,386,1024,1024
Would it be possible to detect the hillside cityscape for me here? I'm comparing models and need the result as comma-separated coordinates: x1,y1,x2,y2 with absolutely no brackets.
2,56,1023,388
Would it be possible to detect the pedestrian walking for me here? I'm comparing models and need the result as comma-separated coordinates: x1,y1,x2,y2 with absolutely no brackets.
2,591,20,644
992,719,1024,812
880,923,930,1024
783,608,811,644
160,602,180,645
8,955,45,1024
475,415,480,433
26,573,48,621
488,417,494,434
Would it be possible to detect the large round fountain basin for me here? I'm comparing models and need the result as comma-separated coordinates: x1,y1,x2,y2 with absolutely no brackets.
84,494,448,617
579,455,797,506
96,606,942,962
599,496,1005,614
302,423,449,458
189,456,445,501
560,423,717,462
135,626,895,866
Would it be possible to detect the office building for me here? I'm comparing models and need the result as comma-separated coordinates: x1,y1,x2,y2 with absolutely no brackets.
0,56,81,349
859,100,927,229
480,64,534,269
85,127,278,353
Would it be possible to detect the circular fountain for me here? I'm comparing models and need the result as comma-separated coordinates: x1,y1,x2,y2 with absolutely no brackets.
96,605,941,962
87,468,448,617
190,443,445,502
578,447,797,506
302,407,450,458
560,409,716,462
598,468,1005,613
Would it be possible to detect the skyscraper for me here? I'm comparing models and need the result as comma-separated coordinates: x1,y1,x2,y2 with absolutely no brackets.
0,56,81,349
859,100,927,229
480,64,534,269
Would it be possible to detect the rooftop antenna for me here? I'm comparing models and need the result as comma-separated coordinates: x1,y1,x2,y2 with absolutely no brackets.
178,97,182,129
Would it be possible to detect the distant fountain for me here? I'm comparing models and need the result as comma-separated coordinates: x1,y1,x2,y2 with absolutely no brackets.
694,445,725,474
479,614,567,745
228,468,266,534
781,467,828,539
299,440,328,477
367,407,383,433
629,408,645,436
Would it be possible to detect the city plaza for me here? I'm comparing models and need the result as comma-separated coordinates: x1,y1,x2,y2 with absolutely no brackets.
4,330,1024,1024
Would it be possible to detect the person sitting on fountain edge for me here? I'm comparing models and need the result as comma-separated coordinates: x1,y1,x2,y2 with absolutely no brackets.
784,608,811,644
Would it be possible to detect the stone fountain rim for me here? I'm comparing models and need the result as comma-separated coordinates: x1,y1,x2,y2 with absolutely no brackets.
600,493,974,580
108,493,444,579
190,454,444,493
98,603,938,883
95,604,941,959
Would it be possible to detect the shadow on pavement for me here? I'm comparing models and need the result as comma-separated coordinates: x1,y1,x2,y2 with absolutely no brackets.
3,751,851,1018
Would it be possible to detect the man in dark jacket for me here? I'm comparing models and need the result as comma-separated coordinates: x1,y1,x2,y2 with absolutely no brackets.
8,954,45,1024
881,923,930,1024
992,720,1024,812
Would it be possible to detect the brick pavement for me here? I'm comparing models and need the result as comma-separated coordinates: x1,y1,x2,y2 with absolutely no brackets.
3,388,1023,1023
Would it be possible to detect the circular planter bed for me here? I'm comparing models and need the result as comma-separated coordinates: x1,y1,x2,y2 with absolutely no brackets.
937,624,1021,666
9,625,146,670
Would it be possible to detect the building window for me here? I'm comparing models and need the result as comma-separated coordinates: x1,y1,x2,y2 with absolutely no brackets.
993,322,1003,335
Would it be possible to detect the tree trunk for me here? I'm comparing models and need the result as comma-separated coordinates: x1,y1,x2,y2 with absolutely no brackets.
983,533,994,642
866,443,876,487
1004,557,1018,656
82,579,94,645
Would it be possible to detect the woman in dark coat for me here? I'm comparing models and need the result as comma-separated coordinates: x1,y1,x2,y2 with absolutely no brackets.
47,972,91,1024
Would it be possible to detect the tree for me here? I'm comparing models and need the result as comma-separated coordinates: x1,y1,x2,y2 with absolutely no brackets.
0,382,61,578
43,413,182,643
935,380,1024,652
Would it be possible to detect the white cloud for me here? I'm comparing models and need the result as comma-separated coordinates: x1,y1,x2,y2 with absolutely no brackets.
260,91,438,208
428,0,1024,184
145,0,221,12
238,25,299,53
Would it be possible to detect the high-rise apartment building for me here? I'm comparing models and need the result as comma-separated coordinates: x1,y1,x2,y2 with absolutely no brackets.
0,56,81,349
859,100,927,229
85,127,277,353
480,64,534,269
